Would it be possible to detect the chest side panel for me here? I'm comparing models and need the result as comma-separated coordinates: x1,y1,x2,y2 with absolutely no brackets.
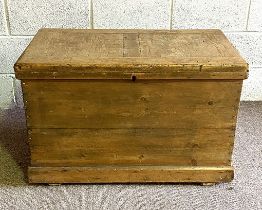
22,79,242,167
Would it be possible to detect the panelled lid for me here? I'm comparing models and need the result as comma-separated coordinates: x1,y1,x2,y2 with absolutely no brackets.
15,29,248,80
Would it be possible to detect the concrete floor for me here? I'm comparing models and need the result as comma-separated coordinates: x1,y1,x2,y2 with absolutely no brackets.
0,102,261,209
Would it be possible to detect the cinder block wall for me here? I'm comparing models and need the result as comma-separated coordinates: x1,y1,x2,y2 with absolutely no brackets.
0,0,261,110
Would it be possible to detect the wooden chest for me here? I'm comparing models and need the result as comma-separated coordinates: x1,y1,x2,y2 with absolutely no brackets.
15,29,248,184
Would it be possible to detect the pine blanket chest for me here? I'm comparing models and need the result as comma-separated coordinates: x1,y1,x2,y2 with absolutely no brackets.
15,29,248,184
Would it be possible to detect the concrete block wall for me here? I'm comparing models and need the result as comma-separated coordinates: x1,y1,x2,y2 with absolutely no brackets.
0,0,262,110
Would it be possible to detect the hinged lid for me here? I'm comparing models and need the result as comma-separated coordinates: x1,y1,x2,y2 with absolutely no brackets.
15,29,248,80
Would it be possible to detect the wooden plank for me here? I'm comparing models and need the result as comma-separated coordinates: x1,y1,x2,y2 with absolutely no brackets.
28,166,234,184
22,80,242,129
16,66,248,80
29,128,234,167
14,29,248,79
123,33,140,57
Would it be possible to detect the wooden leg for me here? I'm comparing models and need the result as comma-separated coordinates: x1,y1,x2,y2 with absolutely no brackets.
202,183,215,186
48,183,61,186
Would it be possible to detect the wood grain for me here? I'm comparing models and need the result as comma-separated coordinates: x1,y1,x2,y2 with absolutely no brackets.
22,80,242,129
28,166,234,184
29,128,234,167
